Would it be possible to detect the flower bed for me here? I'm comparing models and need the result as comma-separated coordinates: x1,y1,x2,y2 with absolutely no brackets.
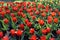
0,1,60,40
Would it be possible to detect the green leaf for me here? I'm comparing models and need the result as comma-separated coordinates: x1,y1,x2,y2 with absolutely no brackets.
3,3,7,6
46,33,51,40
0,20,8,31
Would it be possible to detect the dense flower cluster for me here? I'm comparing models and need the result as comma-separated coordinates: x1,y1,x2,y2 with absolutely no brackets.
0,1,60,40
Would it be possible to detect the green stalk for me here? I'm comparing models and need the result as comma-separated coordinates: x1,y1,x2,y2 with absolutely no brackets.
46,33,51,40
0,20,8,31
19,16,25,24
56,35,60,40
19,36,20,40
21,34,24,40
11,36,16,40
10,16,17,30
0,39,1,40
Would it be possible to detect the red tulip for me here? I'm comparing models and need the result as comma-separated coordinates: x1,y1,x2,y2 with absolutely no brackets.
10,13,15,17
0,1,4,6
10,2,13,6
19,24,24,30
50,37,55,40
19,8,23,12
4,6,8,10
12,6,18,11
23,7,26,10
33,7,36,11
27,9,32,13
0,11,6,16
10,29,15,36
45,9,48,13
6,10,10,14
22,14,26,18
53,18,58,23
47,16,52,20
56,29,60,35
42,29,47,34
16,30,23,36
47,19,52,24
17,12,21,16
2,36,9,40
29,12,34,16
41,12,46,17
26,22,32,27
23,2,26,7
12,17,17,22
54,9,59,13
3,18,9,24
35,10,40,15
32,2,36,5
58,12,60,16
38,4,41,9
45,5,49,9
17,3,21,7
41,4,45,9
0,7,2,12
40,36,46,40
0,31,3,38
27,2,31,6
38,20,44,26
30,35,37,40
50,8,53,12
46,27,51,33
24,19,29,23
51,12,56,17
31,16,36,20
30,28,35,34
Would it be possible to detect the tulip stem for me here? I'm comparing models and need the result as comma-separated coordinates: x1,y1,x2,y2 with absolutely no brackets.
19,36,20,40
0,39,1,40
10,16,17,30
21,33,24,40
0,20,7,31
